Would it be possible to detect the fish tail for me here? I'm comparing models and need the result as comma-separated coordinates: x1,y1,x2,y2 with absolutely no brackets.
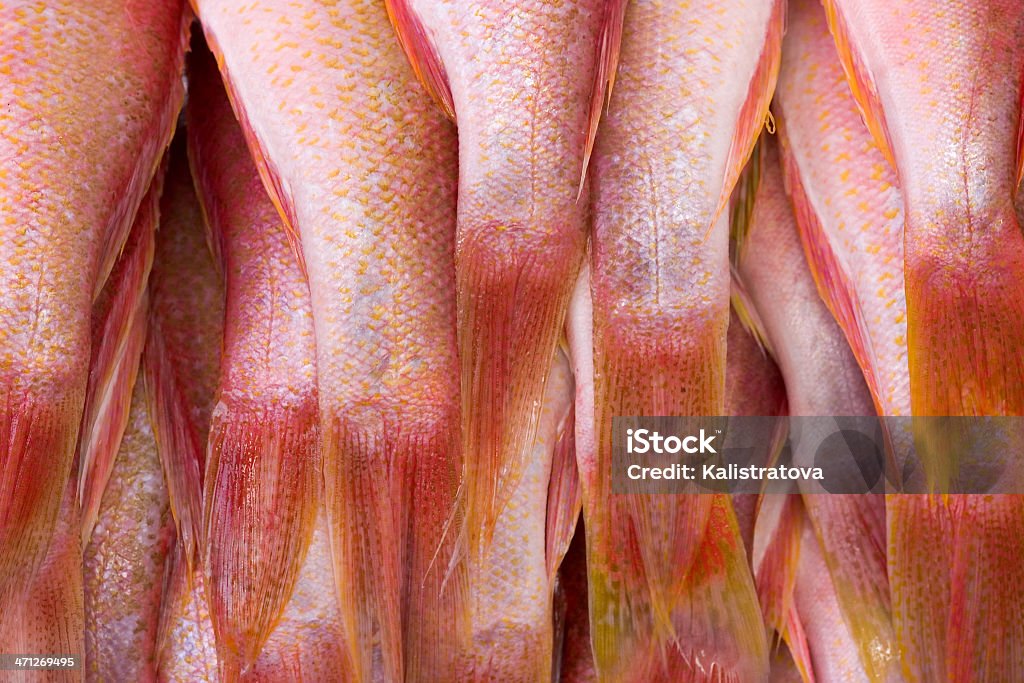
325,410,463,682
0,386,82,608
202,401,321,675
458,227,582,557
904,205,1024,417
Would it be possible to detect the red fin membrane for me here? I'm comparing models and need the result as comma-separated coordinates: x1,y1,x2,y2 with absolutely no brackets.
384,0,455,120
0,478,84,683
79,166,162,542
581,0,629,193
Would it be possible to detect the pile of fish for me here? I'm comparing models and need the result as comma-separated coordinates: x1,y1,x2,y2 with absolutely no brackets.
1,0,1022,680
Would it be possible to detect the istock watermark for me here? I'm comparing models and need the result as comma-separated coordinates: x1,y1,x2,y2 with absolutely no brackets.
611,416,1024,495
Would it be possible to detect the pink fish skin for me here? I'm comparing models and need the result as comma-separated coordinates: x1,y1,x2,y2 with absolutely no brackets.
736,137,897,683
84,378,174,683
573,1,783,679
193,1,464,679
775,0,908,419
387,0,604,561
822,0,1024,417
187,39,321,678
0,0,188,605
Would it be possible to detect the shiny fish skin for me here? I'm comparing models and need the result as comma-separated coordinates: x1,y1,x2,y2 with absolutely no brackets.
194,1,465,679
467,348,574,682
775,0,909,419
822,2,1024,678
822,0,1024,418
0,0,188,606
187,39,321,678
736,136,893,683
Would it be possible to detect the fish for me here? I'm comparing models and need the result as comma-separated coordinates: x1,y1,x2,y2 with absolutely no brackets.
735,135,897,682
0,0,189,605
144,137,223,680
725,306,788,556
774,0,909,420
187,38,320,677
466,347,576,681
771,4,908,680
194,1,465,678
385,0,603,562
821,0,1024,418
821,1,1024,676
792,510,872,683
84,377,175,682
570,0,784,678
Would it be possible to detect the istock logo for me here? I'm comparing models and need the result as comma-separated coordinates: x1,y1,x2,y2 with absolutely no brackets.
625,428,717,454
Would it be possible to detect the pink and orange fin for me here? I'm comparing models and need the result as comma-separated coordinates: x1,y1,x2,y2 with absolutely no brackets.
819,1,896,168
545,400,581,582
711,0,786,233
384,0,456,120
580,0,628,194
0,478,84,683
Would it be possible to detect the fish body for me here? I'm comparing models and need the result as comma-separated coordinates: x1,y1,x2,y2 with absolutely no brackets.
822,0,1024,417
187,40,320,677
775,0,908,419
573,1,784,679
194,1,464,678
468,348,575,682
736,136,897,683
387,0,604,562
0,0,188,603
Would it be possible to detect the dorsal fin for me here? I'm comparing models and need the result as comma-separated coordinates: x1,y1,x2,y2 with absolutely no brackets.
579,0,628,197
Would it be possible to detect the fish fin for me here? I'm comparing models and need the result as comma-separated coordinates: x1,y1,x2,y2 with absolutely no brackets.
79,169,161,543
1017,85,1024,191
93,8,190,299
202,402,321,677
0,388,82,610
711,0,785,235
0,479,84,676
383,0,456,121
459,227,582,556
192,29,306,276
579,0,628,196
143,328,204,575
325,411,464,683
777,133,886,415
819,0,896,169
947,495,1024,681
755,495,815,683
804,494,897,682
545,400,581,582
887,495,949,683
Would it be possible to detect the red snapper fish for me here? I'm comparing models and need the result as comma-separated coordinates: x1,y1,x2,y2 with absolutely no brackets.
0,0,189,605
